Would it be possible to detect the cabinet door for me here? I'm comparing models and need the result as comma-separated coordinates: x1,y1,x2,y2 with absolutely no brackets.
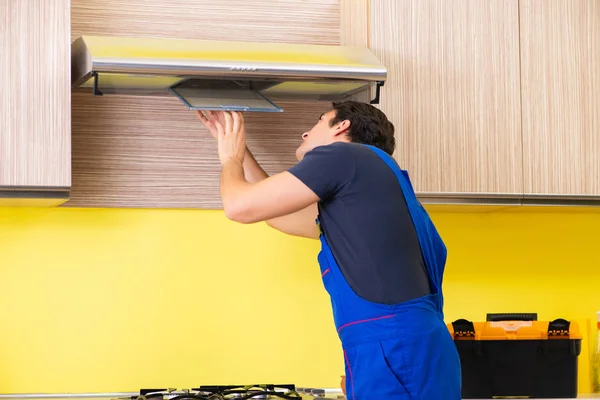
520,0,600,197
369,0,523,200
0,0,71,205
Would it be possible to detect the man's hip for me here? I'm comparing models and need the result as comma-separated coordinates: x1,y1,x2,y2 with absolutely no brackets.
342,317,461,399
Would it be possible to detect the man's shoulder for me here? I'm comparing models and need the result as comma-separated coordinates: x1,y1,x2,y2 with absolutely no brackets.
323,141,368,151
305,143,399,180
310,142,376,157
324,142,395,166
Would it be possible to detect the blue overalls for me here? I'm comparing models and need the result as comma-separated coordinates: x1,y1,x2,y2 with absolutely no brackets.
316,145,462,399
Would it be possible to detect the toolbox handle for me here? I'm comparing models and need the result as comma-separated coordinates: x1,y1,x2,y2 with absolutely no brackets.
451,319,482,356
486,313,538,321
548,318,570,337
451,319,475,338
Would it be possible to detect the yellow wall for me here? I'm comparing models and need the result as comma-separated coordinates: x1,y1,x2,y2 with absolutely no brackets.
1,206,599,394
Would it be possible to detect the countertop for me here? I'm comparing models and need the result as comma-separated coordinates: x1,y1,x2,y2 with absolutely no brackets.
1,393,600,400
0,393,342,400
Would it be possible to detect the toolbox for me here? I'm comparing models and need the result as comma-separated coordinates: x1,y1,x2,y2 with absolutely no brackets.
447,313,582,399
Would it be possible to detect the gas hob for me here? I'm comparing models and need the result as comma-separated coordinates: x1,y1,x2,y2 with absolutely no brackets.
114,385,344,400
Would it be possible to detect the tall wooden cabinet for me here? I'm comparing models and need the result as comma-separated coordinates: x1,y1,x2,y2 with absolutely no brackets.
368,0,523,201
367,0,600,203
519,0,600,197
0,0,71,206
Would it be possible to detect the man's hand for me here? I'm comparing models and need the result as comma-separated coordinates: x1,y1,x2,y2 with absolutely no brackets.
197,109,319,237
196,110,225,140
197,110,270,184
198,110,246,165
216,111,246,166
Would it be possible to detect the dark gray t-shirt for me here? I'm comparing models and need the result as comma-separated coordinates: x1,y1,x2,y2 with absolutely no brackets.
288,142,431,305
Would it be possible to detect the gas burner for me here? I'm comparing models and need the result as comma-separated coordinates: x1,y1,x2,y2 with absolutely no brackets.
126,384,302,400
194,385,299,399
295,388,326,397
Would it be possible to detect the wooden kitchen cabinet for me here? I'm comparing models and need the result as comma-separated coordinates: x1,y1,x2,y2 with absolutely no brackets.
368,0,524,201
59,0,599,209
519,0,600,197
67,0,338,209
0,0,71,206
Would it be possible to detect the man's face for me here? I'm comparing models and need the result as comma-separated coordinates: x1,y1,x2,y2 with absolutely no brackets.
295,109,342,161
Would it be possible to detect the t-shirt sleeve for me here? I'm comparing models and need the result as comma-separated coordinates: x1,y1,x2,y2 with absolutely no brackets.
287,144,355,201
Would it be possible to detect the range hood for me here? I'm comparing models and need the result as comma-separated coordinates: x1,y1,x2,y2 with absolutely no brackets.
71,35,387,112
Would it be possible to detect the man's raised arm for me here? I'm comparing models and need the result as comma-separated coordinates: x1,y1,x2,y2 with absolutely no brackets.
197,111,319,240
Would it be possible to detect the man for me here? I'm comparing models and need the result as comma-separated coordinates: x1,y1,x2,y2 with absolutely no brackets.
197,101,461,399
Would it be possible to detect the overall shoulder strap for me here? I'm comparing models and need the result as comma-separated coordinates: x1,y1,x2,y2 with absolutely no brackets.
362,145,448,316
363,146,420,208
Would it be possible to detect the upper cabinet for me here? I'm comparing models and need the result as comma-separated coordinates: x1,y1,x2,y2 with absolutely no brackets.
519,0,600,198
2,0,592,209
0,0,71,206
368,0,524,202
67,0,339,209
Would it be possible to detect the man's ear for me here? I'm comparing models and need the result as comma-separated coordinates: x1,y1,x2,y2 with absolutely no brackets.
332,119,351,137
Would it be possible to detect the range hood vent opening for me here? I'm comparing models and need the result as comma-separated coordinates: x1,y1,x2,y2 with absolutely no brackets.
71,36,387,112
169,78,284,112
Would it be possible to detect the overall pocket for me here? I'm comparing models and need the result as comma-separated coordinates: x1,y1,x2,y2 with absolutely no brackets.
344,339,411,399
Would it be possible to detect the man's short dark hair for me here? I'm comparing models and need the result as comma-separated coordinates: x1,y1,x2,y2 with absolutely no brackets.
329,101,395,155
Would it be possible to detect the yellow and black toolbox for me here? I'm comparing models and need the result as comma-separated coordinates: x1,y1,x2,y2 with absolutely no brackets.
448,313,582,399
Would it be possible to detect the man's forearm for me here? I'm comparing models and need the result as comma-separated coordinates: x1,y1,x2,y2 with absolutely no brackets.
222,147,319,237
220,158,249,218
243,147,268,183
219,147,267,215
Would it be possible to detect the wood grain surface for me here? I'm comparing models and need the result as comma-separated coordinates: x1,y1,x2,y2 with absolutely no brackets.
71,0,340,44
68,94,329,208
520,0,600,196
340,0,372,104
340,0,369,48
368,0,524,196
68,0,340,209
0,0,71,189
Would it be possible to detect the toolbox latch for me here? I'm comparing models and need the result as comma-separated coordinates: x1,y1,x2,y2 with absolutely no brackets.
451,319,475,338
548,318,571,337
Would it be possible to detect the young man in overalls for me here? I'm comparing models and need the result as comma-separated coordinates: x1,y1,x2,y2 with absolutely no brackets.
197,101,461,399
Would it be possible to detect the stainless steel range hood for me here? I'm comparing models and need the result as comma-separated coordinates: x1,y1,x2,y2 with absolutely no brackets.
70,36,387,112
